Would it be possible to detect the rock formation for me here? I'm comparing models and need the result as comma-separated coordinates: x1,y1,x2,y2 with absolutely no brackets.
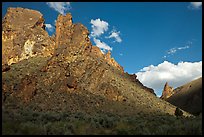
2,7,55,66
104,51,124,72
2,7,200,135
2,7,191,118
160,82,174,99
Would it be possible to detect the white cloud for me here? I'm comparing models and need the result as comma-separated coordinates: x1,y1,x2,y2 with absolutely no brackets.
45,24,54,32
90,19,109,37
89,19,122,52
107,29,122,43
46,2,71,15
93,38,112,51
177,45,190,50
167,48,177,55
136,61,202,97
188,2,202,9
166,44,191,56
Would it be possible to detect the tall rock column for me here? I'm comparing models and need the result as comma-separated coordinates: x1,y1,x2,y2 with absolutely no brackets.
160,82,174,99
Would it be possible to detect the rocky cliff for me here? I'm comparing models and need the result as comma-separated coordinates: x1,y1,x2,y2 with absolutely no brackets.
2,7,55,66
2,7,191,118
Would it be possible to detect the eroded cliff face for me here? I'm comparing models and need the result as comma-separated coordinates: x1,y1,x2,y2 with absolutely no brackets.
37,13,127,101
2,7,55,66
3,8,190,118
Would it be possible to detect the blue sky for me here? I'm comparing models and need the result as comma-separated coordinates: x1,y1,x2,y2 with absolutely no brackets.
2,2,202,96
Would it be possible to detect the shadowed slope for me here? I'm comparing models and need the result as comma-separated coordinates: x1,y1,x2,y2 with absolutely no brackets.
166,77,202,115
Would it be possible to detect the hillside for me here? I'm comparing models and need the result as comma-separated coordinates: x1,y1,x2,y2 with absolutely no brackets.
2,7,202,135
165,77,202,116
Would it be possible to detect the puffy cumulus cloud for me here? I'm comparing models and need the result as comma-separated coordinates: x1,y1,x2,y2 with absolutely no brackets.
46,2,71,15
90,19,122,53
90,19,109,37
107,29,122,43
93,38,112,52
136,61,202,96
188,2,202,9
45,24,54,32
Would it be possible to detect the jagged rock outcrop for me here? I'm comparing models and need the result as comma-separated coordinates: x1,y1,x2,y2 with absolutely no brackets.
2,7,55,66
91,46,104,58
38,12,132,100
160,82,174,99
3,7,191,118
104,51,124,72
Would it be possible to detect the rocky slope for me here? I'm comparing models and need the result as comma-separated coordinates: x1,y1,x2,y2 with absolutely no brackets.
2,7,200,135
2,6,190,118
164,77,202,115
